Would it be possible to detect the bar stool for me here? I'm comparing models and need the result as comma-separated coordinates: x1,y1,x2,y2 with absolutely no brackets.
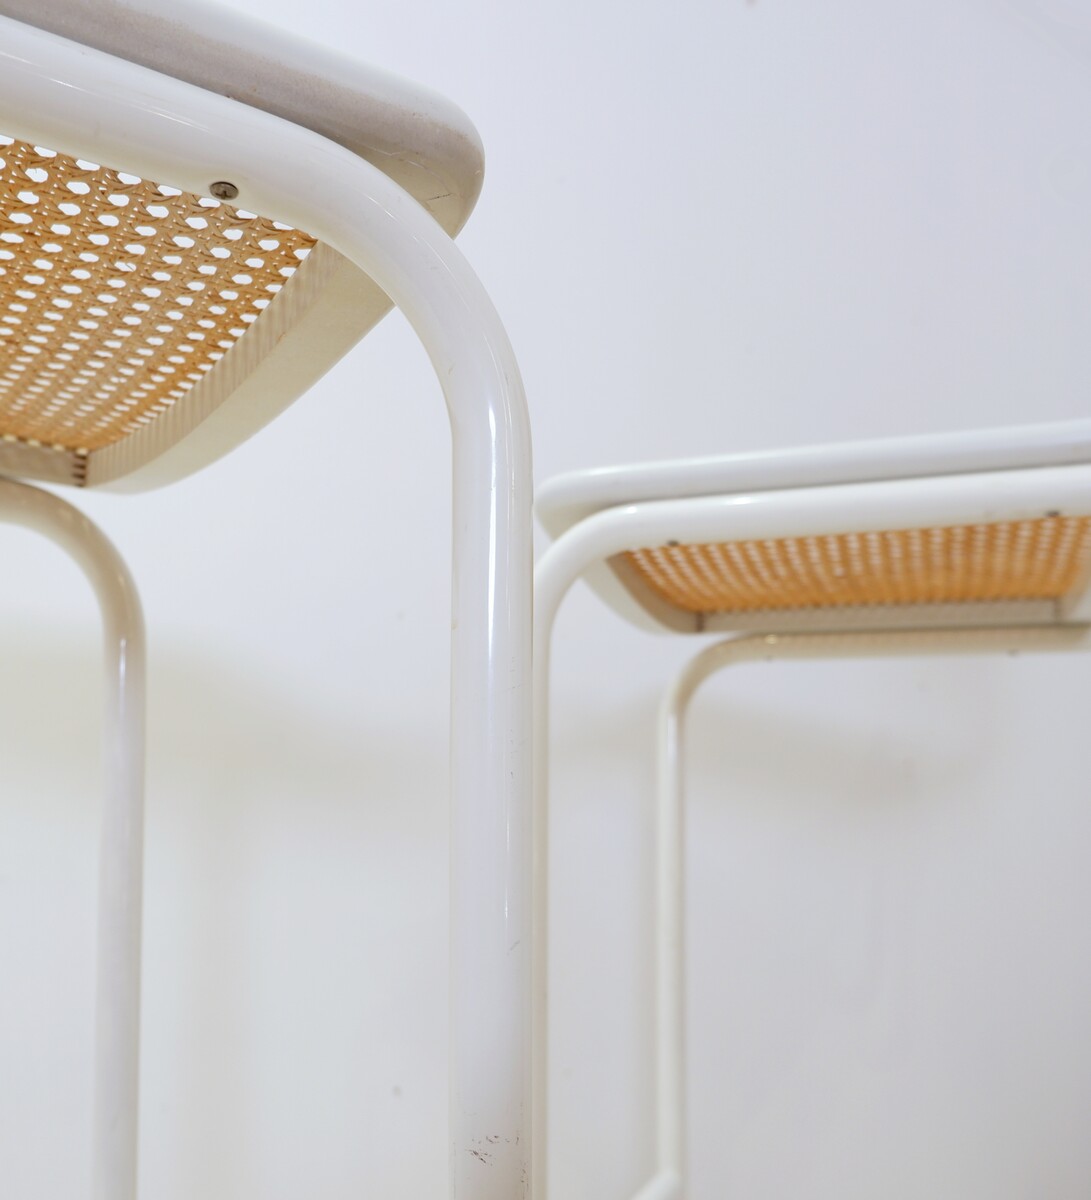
534,419,1091,1199
0,2,533,1196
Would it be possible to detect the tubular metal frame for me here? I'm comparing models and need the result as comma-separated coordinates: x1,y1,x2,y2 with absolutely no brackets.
0,16,533,1200
533,463,1091,1199
0,479,145,1200
650,625,1091,1199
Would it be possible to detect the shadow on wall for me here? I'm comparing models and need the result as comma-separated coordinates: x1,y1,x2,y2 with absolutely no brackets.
552,652,1006,823
0,629,447,816
0,631,451,1199
542,651,1091,1200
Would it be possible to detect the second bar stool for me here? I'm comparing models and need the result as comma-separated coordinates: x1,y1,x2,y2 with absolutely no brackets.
534,419,1091,1198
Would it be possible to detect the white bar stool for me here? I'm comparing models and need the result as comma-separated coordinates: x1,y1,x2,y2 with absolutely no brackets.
534,420,1091,1198
0,3,533,1196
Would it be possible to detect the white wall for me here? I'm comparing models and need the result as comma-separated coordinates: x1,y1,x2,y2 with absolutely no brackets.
3,1,1091,1196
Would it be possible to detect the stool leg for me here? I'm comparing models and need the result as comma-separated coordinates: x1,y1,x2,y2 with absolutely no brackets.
647,676,687,1200
92,540,144,1200
0,480,145,1200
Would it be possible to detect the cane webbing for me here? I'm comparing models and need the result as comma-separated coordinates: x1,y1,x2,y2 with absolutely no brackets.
623,517,1091,615
0,135,316,457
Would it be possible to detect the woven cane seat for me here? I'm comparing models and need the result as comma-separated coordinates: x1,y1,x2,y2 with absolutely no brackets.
623,517,1091,616
0,136,316,477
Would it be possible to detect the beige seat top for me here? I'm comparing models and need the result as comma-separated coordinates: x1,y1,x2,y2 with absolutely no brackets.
0,0,484,489
622,517,1091,618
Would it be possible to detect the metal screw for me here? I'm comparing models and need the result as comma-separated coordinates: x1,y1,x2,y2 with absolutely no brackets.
209,180,239,201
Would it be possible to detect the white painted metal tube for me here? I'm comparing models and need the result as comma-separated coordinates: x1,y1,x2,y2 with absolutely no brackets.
655,625,1091,1197
654,685,684,1195
664,625,1091,706
536,419,1091,539
0,479,145,1200
0,19,533,1196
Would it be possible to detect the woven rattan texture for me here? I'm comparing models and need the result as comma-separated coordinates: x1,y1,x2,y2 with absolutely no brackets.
0,136,316,457
623,517,1091,614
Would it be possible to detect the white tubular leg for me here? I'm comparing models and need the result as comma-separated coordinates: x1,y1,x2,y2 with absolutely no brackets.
280,97,537,1200
0,478,145,1200
655,623,1091,1199
535,542,679,1199
654,682,686,1195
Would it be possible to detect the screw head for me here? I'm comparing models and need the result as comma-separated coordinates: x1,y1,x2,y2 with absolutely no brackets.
210,180,239,201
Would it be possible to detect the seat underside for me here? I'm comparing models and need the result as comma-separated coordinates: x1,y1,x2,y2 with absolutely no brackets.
622,516,1091,617
0,135,316,476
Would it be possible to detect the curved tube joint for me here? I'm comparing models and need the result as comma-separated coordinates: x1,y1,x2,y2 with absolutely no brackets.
665,625,1091,715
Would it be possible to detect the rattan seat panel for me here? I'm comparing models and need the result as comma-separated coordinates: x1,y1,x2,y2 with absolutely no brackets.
0,135,316,456
623,517,1091,615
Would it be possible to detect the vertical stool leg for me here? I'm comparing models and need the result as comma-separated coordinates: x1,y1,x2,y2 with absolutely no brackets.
0,479,145,1200
92,543,144,1200
645,676,688,1200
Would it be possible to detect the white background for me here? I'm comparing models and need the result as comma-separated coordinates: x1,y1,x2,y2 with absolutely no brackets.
3,0,1091,1196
